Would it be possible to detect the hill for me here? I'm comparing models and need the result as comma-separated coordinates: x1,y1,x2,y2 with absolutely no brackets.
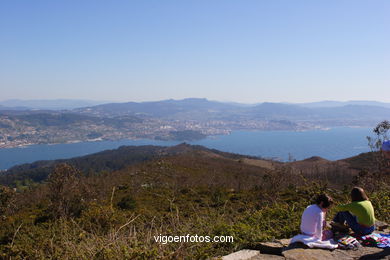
0,143,373,189
0,144,388,259
0,143,262,187
74,98,244,120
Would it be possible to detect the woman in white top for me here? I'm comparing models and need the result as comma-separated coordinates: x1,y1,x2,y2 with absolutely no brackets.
290,194,337,249
300,194,333,240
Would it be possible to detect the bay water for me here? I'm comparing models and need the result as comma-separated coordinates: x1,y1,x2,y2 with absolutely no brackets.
0,127,374,170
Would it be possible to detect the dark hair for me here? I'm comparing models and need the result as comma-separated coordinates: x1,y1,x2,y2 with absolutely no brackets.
351,187,368,202
315,194,333,208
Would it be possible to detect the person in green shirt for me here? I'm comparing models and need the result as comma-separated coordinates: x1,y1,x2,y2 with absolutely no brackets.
332,187,375,235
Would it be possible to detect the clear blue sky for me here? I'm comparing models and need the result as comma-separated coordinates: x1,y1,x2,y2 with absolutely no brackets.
0,0,389,103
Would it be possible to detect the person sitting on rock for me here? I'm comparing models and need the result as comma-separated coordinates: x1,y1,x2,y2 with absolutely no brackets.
332,187,375,235
290,193,337,249
300,194,333,240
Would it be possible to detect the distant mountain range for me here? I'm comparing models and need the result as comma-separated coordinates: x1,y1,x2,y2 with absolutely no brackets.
2,98,390,128
0,99,108,110
75,98,241,118
2,98,390,111
74,98,390,124
298,100,390,108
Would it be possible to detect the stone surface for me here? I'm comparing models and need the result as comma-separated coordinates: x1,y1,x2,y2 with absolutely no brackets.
221,246,390,260
248,241,285,255
219,249,285,260
282,248,345,260
248,239,292,255
251,254,285,259
221,221,390,259
282,247,390,260
336,247,390,260
376,220,390,231
221,249,262,260
278,239,291,247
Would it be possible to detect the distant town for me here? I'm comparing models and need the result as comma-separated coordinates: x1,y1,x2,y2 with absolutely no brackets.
0,115,313,149
1,98,388,148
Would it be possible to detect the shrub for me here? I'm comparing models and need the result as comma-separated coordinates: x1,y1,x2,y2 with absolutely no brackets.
47,164,87,218
117,195,137,210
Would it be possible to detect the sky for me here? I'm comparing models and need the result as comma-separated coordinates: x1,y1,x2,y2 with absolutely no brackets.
0,0,389,103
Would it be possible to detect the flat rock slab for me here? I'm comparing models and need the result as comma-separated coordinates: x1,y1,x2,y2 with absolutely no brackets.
282,247,390,260
220,250,285,260
251,254,286,259
248,239,303,255
221,249,261,260
248,242,285,255
283,248,341,260
220,247,390,260
242,239,390,260
222,249,285,260
222,221,390,260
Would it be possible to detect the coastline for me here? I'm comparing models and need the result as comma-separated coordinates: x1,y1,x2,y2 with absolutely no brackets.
0,127,372,171
0,126,369,149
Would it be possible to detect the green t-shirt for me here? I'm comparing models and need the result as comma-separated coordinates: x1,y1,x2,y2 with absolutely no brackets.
336,200,375,226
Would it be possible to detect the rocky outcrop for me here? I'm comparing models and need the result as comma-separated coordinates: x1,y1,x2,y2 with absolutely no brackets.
283,246,389,260
220,240,389,259
219,221,390,260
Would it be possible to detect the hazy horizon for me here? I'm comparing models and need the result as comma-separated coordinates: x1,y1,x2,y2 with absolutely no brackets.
2,97,390,105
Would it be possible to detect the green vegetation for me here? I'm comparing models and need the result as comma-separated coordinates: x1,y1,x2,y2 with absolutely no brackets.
0,122,389,259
